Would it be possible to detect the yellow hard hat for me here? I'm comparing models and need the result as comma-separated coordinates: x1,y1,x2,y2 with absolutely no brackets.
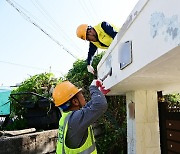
76,24,88,40
52,81,81,107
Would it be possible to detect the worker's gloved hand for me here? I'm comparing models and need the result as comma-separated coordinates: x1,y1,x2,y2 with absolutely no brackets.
99,86,110,95
87,65,94,74
91,79,110,95
91,79,102,87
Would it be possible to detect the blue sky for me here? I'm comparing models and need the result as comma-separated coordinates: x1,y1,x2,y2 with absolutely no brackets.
0,0,138,86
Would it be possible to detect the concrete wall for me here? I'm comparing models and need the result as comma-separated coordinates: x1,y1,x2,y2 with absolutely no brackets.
0,129,58,154
126,90,161,154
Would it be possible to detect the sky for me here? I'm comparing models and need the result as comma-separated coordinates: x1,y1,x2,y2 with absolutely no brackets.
0,0,139,86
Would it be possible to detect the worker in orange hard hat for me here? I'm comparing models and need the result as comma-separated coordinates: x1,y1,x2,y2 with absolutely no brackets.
53,80,109,154
76,21,119,74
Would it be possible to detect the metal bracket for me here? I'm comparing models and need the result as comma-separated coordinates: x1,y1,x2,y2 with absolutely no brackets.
101,67,112,82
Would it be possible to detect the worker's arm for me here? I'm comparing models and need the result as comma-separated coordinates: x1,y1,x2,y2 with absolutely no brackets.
66,84,107,148
87,42,97,65
87,21,117,65
101,21,118,39
70,85,107,128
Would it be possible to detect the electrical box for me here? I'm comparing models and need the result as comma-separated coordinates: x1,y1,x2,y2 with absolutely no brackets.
118,41,132,70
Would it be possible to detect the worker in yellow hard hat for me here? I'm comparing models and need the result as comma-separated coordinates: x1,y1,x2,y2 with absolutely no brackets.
76,21,119,74
53,80,108,154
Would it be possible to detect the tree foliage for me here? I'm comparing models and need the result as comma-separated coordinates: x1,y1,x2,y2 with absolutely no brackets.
164,93,180,103
5,73,62,130
66,53,103,99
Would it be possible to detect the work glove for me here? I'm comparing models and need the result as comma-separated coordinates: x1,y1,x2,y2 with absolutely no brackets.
87,65,94,74
91,79,110,95
91,79,102,87
99,86,110,95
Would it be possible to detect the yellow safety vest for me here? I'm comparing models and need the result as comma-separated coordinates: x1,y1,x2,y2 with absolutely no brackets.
91,22,119,49
56,111,97,154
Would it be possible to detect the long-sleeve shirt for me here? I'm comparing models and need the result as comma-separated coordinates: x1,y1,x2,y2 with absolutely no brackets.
87,21,118,65
65,85,108,148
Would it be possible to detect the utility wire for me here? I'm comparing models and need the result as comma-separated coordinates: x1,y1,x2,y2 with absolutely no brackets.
6,0,78,60
32,0,84,54
0,60,65,76
79,0,96,24
82,0,97,24
87,0,100,23
10,0,56,33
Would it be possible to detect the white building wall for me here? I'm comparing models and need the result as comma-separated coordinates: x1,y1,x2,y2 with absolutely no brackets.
97,0,180,94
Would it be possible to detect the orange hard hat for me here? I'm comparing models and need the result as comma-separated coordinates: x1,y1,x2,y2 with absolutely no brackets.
52,81,81,107
76,24,88,40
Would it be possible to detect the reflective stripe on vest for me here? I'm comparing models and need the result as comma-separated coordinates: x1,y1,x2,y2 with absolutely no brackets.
78,127,96,154
56,112,71,154
56,111,97,154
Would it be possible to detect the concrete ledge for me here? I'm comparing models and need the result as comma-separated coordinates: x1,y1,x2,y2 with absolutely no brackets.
0,128,36,137
0,129,58,154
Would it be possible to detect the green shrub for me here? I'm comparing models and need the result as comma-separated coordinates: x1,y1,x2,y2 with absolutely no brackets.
4,72,62,130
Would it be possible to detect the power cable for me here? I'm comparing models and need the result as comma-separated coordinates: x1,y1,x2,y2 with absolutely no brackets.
6,0,78,60
0,60,65,76
33,0,84,54
79,0,95,24
87,0,100,23
10,0,56,33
